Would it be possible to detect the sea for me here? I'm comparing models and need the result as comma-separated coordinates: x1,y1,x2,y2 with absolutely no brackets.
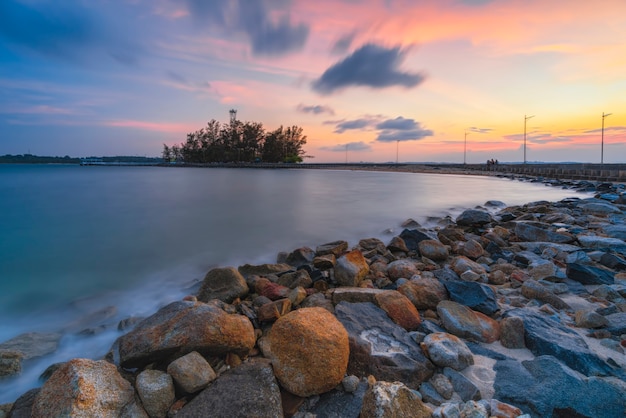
0,164,583,402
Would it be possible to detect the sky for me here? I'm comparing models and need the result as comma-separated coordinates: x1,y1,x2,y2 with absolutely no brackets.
1,0,626,163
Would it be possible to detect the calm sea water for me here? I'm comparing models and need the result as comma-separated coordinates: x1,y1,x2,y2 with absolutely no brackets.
0,164,580,402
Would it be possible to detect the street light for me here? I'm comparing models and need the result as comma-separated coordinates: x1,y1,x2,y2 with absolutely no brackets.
464,131,470,165
524,114,534,164
601,112,612,165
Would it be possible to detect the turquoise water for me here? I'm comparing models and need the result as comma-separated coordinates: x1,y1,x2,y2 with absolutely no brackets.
0,165,580,402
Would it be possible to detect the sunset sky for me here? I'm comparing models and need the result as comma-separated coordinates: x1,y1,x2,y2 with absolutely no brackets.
1,0,625,163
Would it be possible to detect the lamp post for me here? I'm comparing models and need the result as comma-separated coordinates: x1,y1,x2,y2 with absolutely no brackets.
464,131,469,165
601,112,612,165
524,115,534,164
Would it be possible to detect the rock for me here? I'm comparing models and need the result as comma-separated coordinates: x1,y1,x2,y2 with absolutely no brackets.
456,209,493,226
387,236,409,252
176,359,283,418
197,266,249,303
309,379,368,418
332,287,384,304
605,312,626,335
136,369,175,418
360,381,433,418
254,278,290,300
418,239,449,261
579,201,622,214
386,259,422,280
490,399,522,418
574,310,609,329
7,388,39,418
313,253,336,269
167,351,216,394
400,228,432,251
257,298,292,322
443,280,499,315
301,292,334,313
335,250,369,287
499,317,525,349
450,256,486,276
520,280,571,310
528,260,557,280
268,307,349,397
398,277,448,310
419,381,446,405
32,359,134,418
461,239,484,260
277,269,312,289
316,240,349,257
602,224,626,240
430,373,454,399
237,263,292,277
374,290,421,331
503,308,622,378
566,263,615,285
359,237,387,253
0,350,22,377
285,247,315,267
421,332,474,371
515,222,574,243
443,367,481,402
437,301,501,343
335,302,435,388
578,235,626,251
460,400,488,418
494,355,626,418
342,375,361,393
118,300,255,369
0,332,61,360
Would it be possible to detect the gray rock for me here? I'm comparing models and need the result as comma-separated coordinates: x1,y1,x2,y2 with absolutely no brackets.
237,263,292,277
276,269,312,289
197,266,249,303
285,246,315,267
574,310,609,329
579,202,622,214
521,280,571,310
399,228,432,252
443,280,499,315
430,373,454,400
456,209,493,227
599,252,626,270
176,360,283,418
443,367,481,402
361,381,433,418
136,369,175,418
422,332,474,371
419,381,446,405
577,235,626,251
602,224,626,240
566,263,614,285
335,302,435,388
309,380,368,418
167,351,216,393
503,308,623,378
605,312,626,335
6,388,39,418
0,351,22,377
316,240,349,257
499,317,525,349
515,222,574,243
334,250,369,287
0,332,61,360
494,355,626,418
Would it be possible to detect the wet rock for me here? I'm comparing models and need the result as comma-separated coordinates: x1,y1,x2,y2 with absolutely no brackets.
32,359,134,418
0,332,61,361
400,228,432,251
118,300,255,369
566,263,614,285
361,381,433,418
374,290,422,331
443,367,481,402
494,355,626,418
503,308,622,378
335,250,369,287
456,209,493,227
398,277,448,310
521,280,571,310
437,301,500,343
316,240,349,257
335,302,435,388
418,239,449,261
574,310,609,329
167,351,216,394
237,263,292,277
443,280,499,315
177,360,283,418
197,266,249,303
515,222,574,243
421,332,474,371
285,246,315,267
268,307,349,397
386,259,422,280
499,317,525,349
136,369,175,418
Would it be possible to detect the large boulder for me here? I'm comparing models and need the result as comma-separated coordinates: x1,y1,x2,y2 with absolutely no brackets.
31,359,134,418
177,360,283,418
503,308,623,378
443,280,498,315
268,307,349,397
455,209,492,226
118,301,255,369
135,370,175,418
421,332,474,371
398,277,448,310
566,263,615,285
334,250,369,287
360,381,433,418
197,267,248,303
335,302,435,389
494,355,626,418
437,301,500,343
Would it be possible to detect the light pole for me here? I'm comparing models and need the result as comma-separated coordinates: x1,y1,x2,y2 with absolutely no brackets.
601,112,612,165
464,131,469,165
524,114,534,164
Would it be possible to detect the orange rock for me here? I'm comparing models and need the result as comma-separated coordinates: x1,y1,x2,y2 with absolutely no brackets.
374,290,421,331
269,307,349,397
334,250,369,287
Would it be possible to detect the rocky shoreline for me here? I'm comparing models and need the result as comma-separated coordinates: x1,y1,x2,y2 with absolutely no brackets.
2,179,626,417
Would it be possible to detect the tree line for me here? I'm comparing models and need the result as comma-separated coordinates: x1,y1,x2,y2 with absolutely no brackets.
163,119,308,164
